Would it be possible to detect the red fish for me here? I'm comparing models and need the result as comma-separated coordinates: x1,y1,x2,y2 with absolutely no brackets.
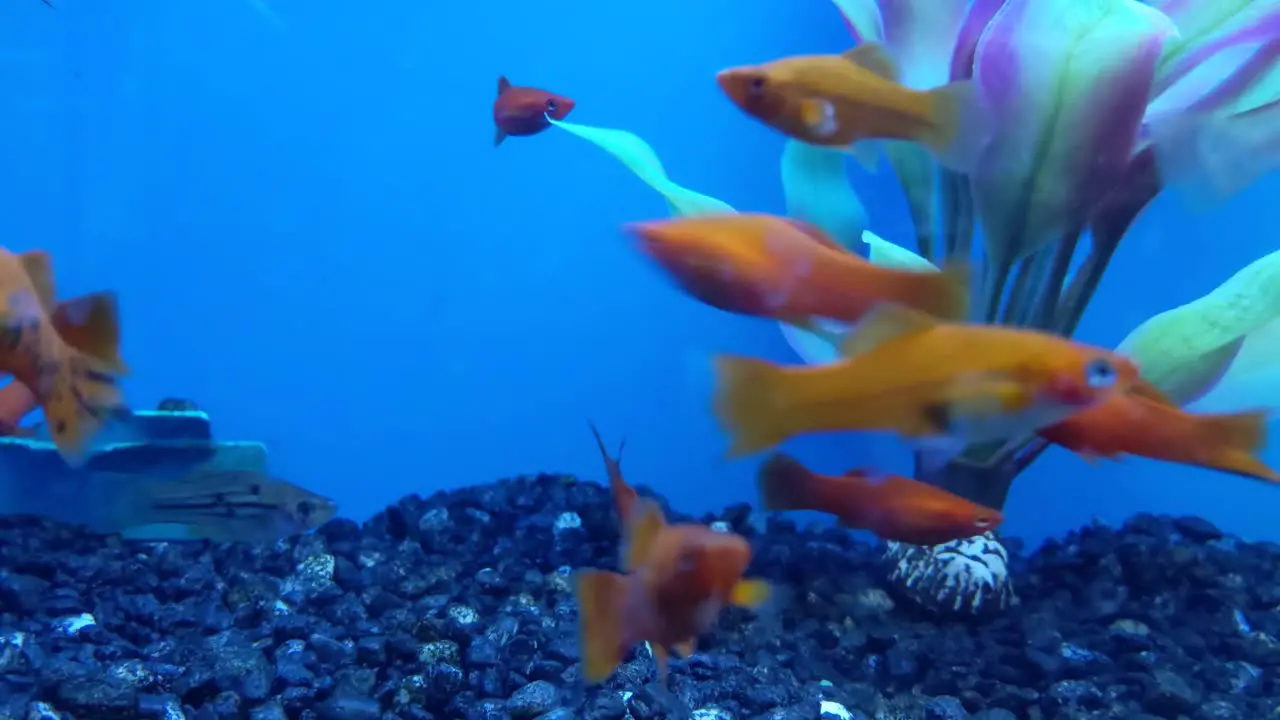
757,453,1002,546
492,76,575,147
588,421,638,526
574,499,770,684
1039,392,1280,483
625,213,969,324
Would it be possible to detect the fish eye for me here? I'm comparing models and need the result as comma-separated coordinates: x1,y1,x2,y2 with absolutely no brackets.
747,77,766,96
545,99,557,112
296,501,314,518
1084,358,1117,389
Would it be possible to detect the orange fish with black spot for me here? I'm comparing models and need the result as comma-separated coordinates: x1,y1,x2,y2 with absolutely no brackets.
588,421,638,526
574,498,770,684
625,212,969,325
1039,392,1280,483
713,304,1147,457
757,453,1002,545
0,249,129,464
716,43,988,172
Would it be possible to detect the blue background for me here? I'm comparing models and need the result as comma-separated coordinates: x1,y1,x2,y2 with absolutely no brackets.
1,0,1276,548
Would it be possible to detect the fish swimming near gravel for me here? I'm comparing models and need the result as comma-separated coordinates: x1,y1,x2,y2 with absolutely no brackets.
574,498,771,684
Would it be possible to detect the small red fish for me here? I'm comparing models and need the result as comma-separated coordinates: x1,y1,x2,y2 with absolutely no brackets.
757,453,1002,546
588,421,637,526
492,76,575,147
575,499,770,684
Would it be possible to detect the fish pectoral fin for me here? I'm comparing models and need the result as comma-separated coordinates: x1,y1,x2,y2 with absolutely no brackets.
17,250,55,313
841,43,900,81
672,639,696,658
798,98,837,138
729,578,771,609
837,303,938,357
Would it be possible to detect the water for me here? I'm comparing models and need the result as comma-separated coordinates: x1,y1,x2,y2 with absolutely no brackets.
0,0,1277,552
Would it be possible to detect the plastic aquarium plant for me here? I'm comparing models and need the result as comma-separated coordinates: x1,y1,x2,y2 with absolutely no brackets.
551,0,1280,617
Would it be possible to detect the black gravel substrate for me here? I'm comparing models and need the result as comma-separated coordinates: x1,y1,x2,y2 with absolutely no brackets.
1,473,1279,720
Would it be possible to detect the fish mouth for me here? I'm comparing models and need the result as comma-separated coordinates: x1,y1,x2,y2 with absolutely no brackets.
715,69,746,102
622,221,666,249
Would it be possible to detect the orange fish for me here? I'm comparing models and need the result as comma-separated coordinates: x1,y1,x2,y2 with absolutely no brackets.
0,249,129,464
0,290,130,438
625,213,969,324
716,44,987,171
588,421,638,525
493,76,575,147
713,304,1143,457
757,453,1002,545
574,499,770,684
1039,392,1280,483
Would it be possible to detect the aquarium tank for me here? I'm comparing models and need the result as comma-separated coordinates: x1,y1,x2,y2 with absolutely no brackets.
1,0,1279,717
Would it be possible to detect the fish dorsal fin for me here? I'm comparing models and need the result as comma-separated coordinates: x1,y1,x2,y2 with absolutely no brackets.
842,43,900,81
17,250,55,313
497,76,511,96
838,303,938,357
780,217,847,253
622,498,665,571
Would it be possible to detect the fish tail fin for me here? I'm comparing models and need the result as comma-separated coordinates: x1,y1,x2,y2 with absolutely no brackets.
1194,410,1280,483
41,345,132,466
1212,450,1280,484
1200,410,1267,452
756,453,820,511
51,291,129,374
712,355,791,457
573,569,629,684
924,80,990,174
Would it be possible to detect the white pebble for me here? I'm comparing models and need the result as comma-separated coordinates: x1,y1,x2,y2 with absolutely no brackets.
819,700,852,720
52,613,96,636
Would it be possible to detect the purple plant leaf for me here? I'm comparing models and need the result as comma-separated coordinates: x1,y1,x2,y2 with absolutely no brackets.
1151,0,1280,96
970,0,1180,267
1146,6,1280,123
950,0,1007,81
831,0,884,44
876,0,971,89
